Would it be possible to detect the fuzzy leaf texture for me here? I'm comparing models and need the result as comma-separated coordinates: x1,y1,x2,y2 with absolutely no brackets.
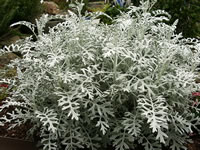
0,1,200,150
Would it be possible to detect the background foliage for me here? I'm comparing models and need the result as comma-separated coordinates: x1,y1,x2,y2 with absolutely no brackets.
0,0,41,36
132,0,200,37
99,5,127,24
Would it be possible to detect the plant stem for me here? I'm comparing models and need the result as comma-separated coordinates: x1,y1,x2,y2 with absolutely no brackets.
113,53,118,82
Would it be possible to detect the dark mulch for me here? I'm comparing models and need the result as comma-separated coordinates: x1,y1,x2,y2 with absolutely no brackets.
187,136,200,150
0,99,33,140
0,98,38,150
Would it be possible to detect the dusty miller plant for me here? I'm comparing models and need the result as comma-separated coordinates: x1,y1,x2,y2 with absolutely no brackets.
1,1,200,150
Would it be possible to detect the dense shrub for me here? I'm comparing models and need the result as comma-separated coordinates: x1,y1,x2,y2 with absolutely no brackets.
0,0,41,36
1,1,200,150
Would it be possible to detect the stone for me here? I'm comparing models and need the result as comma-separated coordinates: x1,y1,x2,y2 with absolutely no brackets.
51,0,65,3
8,36,21,44
0,53,19,66
0,35,20,48
43,1,60,15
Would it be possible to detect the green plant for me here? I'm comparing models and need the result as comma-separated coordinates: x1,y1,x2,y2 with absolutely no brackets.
99,5,127,24
0,84,8,101
56,0,70,10
88,3,110,12
131,0,200,37
154,0,200,38
0,0,41,36
1,1,200,150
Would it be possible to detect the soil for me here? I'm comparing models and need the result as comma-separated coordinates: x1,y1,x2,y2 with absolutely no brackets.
188,136,200,150
0,100,33,140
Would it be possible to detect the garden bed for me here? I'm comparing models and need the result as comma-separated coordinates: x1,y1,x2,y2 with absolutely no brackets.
0,98,37,150
0,136,36,150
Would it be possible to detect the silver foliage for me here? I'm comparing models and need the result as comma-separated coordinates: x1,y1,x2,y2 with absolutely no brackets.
1,1,200,150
